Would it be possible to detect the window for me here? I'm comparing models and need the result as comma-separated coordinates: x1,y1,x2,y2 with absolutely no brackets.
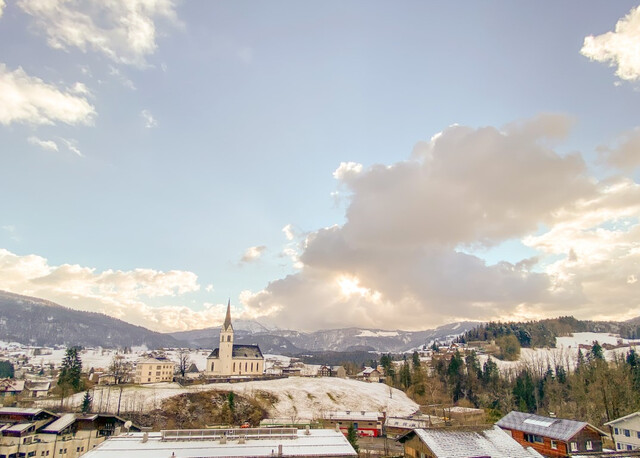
570,442,578,452
551,440,558,449
637,431,640,439
617,443,622,450
227,336,230,342
625,429,631,437
615,427,619,435
586,440,593,450
524,433,544,444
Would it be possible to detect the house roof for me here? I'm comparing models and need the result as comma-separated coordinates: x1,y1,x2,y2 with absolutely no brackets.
40,413,76,434
604,411,640,426
399,426,543,458
0,407,51,417
26,381,51,391
82,428,356,457
208,344,263,359
4,422,35,433
496,411,607,442
324,411,384,422
0,380,25,392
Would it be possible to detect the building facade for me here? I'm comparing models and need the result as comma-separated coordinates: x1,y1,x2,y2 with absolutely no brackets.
133,357,174,384
205,302,264,377
605,411,640,452
322,411,385,437
0,408,136,458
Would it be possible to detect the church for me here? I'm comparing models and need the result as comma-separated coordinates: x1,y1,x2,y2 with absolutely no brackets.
205,301,264,376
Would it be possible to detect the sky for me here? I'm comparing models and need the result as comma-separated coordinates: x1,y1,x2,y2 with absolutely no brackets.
1,1,640,333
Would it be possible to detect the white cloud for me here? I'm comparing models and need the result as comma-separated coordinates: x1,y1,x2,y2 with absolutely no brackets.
18,0,180,67
109,66,136,90
141,109,157,128
282,224,295,241
243,115,640,331
0,0,5,19
598,127,640,171
240,245,266,263
28,136,58,152
581,6,640,81
0,64,96,126
58,137,83,157
333,161,363,182
0,248,223,332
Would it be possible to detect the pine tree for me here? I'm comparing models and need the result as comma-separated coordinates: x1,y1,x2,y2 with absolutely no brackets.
81,391,92,413
58,347,83,392
346,423,359,453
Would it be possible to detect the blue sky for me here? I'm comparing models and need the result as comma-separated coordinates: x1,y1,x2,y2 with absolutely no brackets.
1,1,640,332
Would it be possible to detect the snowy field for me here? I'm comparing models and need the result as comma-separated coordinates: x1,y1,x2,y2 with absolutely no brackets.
479,332,640,374
36,377,419,420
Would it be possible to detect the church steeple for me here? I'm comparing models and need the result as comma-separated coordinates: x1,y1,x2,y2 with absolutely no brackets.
223,299,232,331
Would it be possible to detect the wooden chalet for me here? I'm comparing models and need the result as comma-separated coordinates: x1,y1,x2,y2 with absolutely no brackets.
496,411,607,457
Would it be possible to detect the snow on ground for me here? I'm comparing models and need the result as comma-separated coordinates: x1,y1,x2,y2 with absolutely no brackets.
477,332,640,374
37,377,418,420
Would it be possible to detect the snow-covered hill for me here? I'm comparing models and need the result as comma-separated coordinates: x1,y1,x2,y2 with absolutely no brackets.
39,377,419,420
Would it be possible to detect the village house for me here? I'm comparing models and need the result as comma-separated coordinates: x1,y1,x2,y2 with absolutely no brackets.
604,411,640,452
205,301,264,377
323,411,385,437
82,427,356,457
133,356,175,384
397,425,544,458
355,367,381,383
317,365,346,378
24,380,51,398
0,379,24,398
496,411,607,457
0,408,138,458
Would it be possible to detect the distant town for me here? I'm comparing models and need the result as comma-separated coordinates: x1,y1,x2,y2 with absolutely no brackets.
0,297,639,457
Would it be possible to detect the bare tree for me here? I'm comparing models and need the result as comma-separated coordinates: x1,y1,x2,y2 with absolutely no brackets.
109,355,131,384
178,349,191,377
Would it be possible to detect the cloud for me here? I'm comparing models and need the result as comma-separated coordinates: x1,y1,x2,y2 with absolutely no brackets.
581,6,640,81
282,224,295,241
18,0,180,67
0,0,5,19
242,115,640,331
28,136,58,152
0,248,232,332
58,137,83,157
141,109,157,128
240,246,266,263
598,127,640,171
0,64,96,126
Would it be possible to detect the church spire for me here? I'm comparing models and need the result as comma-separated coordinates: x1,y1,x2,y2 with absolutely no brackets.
223,299,232,330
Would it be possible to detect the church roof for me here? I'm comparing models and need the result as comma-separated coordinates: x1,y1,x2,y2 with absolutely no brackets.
223,299,232,331
208,344,263,359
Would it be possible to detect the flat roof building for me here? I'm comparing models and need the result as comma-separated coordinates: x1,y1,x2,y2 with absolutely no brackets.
83,427,357,457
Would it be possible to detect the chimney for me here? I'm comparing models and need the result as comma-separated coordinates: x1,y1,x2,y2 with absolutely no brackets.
239,435,245,444
278,444,283,457
142,432,148,443
305,425,310,435
220,436,227,444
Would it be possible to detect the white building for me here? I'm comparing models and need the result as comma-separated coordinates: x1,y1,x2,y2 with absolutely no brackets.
133,356,175,384
205,301,264,377
83,427,357,457
605,411,640,452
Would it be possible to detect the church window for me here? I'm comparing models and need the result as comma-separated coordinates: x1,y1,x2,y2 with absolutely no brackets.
211,362,214,370
251,363,253,371
227,335,231,342
245,362,248,371
233,363,236,372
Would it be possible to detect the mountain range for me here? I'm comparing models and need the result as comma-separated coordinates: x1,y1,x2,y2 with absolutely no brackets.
0,290,477,353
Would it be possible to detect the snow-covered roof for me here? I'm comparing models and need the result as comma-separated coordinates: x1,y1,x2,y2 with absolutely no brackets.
404,426,543,458
82,428,357,457
208,345,263,359
0,407,48,416
604,411,640,426
0,380,25,392
497,411,606,442
136,357,174,365
26,381,51,391
385,417,430,429
4,422,35,433
40,413,76,433
324,411,384,422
